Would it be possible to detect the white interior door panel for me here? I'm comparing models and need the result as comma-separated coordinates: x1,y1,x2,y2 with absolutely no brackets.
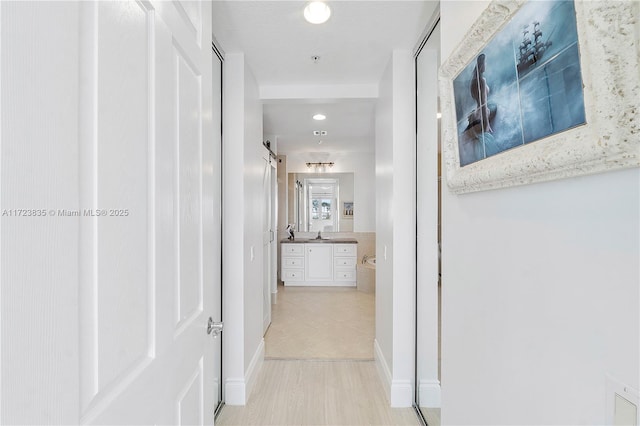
0,1,221,424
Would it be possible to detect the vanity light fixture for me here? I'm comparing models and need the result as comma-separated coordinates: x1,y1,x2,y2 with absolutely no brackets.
304,1,331,24
306,162,334,172
313,114,326,121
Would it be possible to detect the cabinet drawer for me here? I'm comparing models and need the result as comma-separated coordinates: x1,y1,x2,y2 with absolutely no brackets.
334,270,356,281
334,244,357,256
334,257,356,268
282,244,303,255
282,257,303,268
282,269,304,281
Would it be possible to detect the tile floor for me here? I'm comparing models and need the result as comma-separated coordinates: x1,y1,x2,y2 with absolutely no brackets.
264,285,375,360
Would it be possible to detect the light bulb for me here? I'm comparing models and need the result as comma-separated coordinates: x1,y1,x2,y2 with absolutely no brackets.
304,2,331,24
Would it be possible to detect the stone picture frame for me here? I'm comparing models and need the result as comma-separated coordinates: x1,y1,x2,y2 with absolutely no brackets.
439,0,640,194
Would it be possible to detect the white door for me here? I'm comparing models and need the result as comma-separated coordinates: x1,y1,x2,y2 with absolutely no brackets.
262,156,273,333
0,1,221,424
270,161,278,302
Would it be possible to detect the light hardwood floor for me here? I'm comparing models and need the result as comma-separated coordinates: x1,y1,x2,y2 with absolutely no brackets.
216,285,420,425
419,407,440,426
217,360,419,425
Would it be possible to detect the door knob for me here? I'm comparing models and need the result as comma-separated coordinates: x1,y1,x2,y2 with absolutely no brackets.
207,317,223,338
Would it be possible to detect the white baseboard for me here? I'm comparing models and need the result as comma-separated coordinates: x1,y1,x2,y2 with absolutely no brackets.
224,339,265,406
418,379,441,408
374,339,415,407
224,379,246,406
390,380,413,407
374,339,392,401
245,338,265,400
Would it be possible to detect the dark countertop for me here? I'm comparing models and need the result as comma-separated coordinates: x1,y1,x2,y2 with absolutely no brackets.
280,238,358,244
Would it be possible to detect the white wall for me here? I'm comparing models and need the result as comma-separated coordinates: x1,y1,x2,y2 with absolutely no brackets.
375,55,395,386
285,151,375,232
242,55,265,388
1,3,80,422
223,53,265,405
440,2,640,424
375,50,416,407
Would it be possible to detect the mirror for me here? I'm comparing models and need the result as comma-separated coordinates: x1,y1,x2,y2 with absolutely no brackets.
288,172,354,232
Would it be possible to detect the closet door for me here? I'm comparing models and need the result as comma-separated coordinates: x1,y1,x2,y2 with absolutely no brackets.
415,19,442,424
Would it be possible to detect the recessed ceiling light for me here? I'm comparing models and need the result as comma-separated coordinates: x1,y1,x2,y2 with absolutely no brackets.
304,1,331,24
313,114,326,121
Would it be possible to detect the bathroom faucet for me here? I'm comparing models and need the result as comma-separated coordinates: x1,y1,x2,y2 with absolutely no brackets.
316,230,322,240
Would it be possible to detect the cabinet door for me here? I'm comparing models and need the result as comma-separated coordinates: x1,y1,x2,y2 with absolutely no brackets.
305,244,333,281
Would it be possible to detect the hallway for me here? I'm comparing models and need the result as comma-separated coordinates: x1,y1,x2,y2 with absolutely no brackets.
1,1,637,424
217,285,418,425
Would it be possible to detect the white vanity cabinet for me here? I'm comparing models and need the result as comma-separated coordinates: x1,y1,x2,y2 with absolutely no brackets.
281,243,304,282
305,244,333,282
281,242,357,287
333,244,357,282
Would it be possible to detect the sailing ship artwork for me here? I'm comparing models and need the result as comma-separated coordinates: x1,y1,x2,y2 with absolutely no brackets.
452,0,586,167
517,21,553,76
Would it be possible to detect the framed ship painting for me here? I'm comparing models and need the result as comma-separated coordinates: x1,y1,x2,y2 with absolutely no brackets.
439,0,640,194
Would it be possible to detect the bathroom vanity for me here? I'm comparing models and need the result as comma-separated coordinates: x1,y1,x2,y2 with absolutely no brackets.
281,239,357,286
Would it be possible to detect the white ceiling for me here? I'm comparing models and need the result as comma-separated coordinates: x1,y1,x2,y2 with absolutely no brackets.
263,100,376,154
211,1,438,154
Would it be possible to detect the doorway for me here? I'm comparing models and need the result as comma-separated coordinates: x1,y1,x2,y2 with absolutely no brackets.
265,154,375,362
262,153,277,335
